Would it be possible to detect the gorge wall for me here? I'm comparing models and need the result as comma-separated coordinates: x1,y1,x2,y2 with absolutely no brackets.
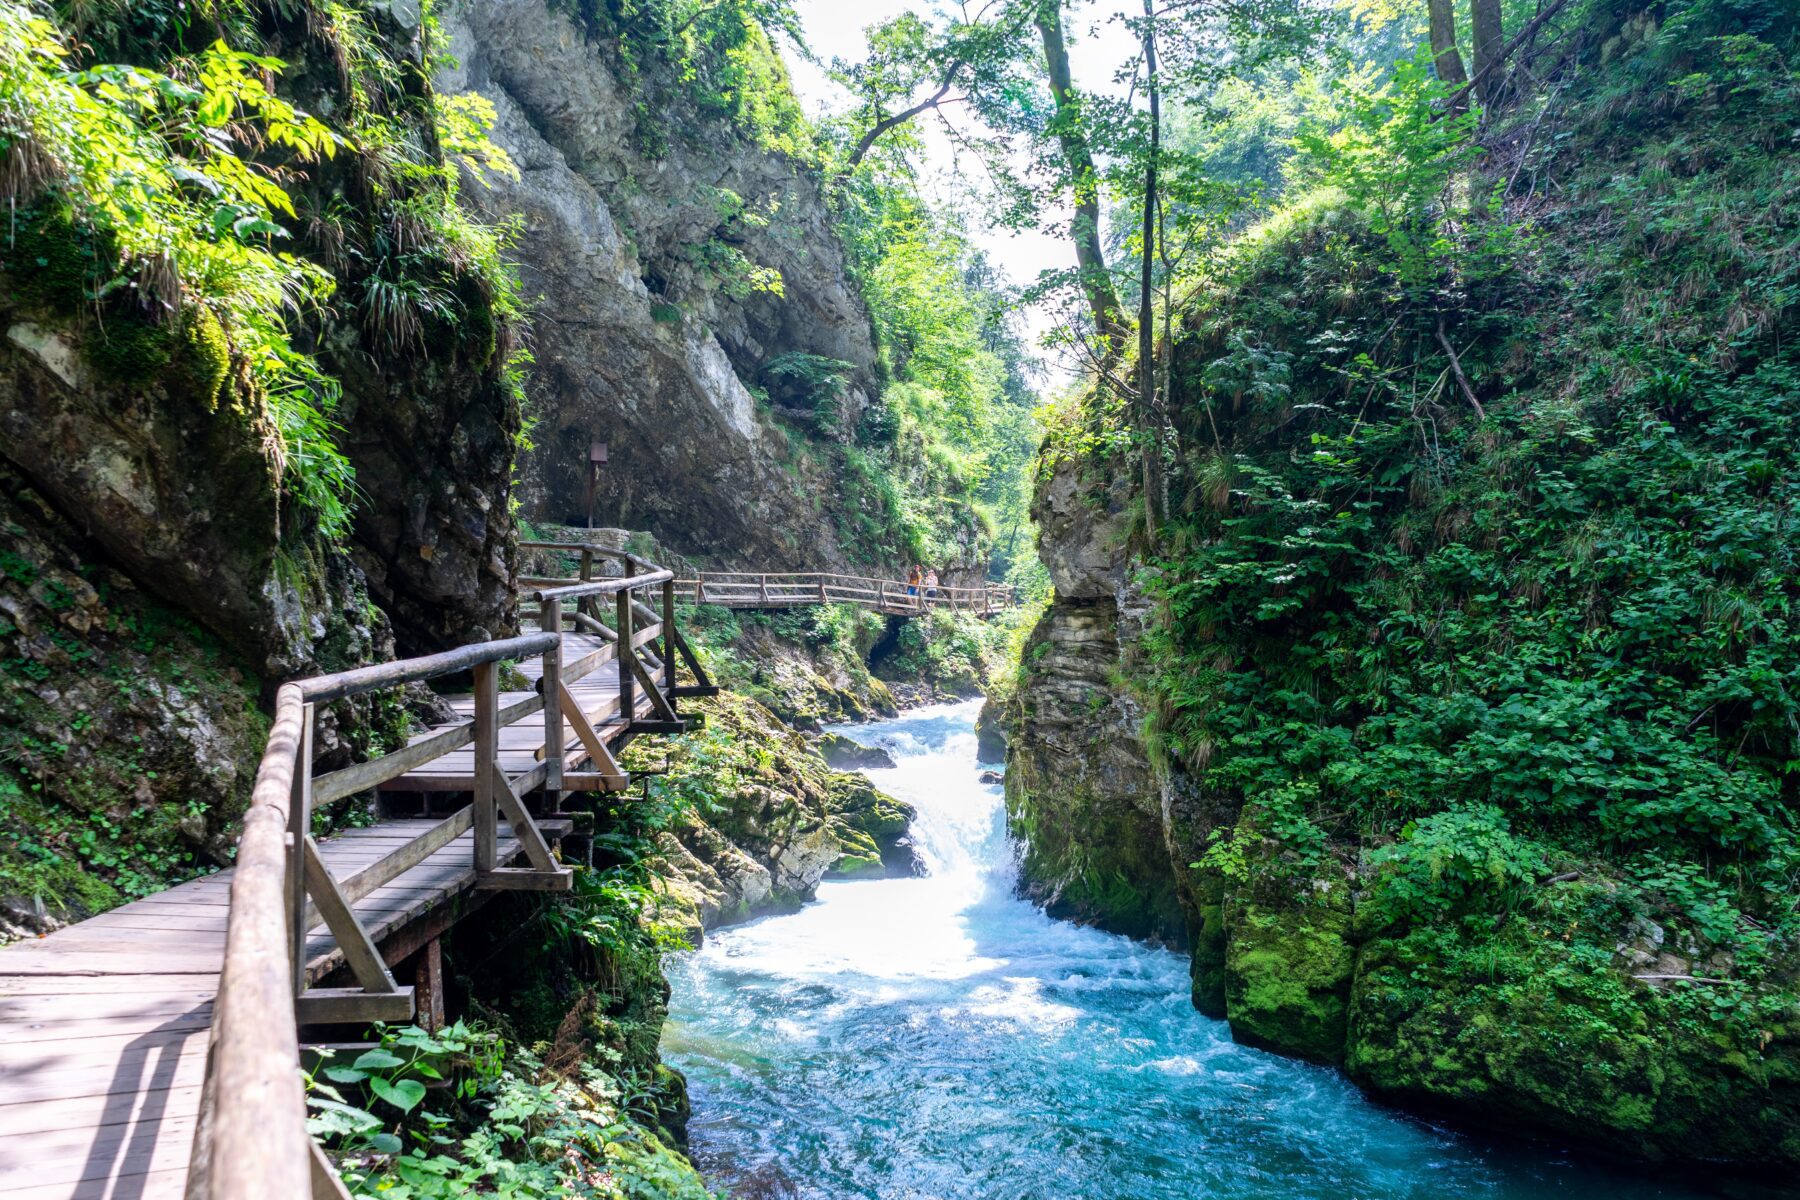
439,0,889,571
1001,1,1800,1169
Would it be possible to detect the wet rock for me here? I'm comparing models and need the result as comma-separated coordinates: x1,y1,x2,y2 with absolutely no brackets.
817,732,896,770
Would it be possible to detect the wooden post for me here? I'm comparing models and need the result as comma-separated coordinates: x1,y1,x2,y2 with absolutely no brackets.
759,573,769,605
540,599,564,807
579,547,593,585
413,939,444,1032
473,661,498,874
818,576,827,604
696,573,706,605
662,580,677,695
288,702,314,996
617,588,636,722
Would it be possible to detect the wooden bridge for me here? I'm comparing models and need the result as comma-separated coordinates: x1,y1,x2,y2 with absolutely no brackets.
0,545,715,1199
677,572,1015,616
519,543,1018,617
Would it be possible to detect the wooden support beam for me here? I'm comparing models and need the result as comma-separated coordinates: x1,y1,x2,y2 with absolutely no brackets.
411,940,444,1033
300,837,399,998
493,771,560,873
561,772,632,793
616,589,635,722
295,987,416,1026
628,720,691,736
477,868,573,892
670,684,722,699
662,580,678,695
312,1139,354,1200
671,626,714,691
624,648,680,723
558,681,628,788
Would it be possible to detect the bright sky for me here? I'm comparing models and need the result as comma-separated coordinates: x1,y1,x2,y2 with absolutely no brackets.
785,1,1145,371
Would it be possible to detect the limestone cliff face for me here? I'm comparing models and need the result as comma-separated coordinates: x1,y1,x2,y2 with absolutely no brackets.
440,0,878,569
0,5,519,928
1002,459,1187,943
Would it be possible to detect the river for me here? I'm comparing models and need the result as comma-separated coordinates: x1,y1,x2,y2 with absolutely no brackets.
662,699,1727,1200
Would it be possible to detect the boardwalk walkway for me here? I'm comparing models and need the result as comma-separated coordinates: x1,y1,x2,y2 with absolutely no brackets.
0,548,711,1199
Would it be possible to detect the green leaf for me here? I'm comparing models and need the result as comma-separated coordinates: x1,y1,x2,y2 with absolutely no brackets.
353,1049,405,1071
370,1076,427,1113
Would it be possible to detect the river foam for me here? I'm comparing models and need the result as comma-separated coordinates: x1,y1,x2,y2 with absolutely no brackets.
662,699,1721,1200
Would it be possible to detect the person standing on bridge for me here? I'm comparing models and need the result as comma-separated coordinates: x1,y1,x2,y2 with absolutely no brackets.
924,568,939,600
906,565,922,597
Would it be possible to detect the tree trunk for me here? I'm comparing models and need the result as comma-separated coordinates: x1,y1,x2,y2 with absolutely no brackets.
1137,0,1165,541
1036,0,1129,354
1470,0,1504,105
1428,0,1467,85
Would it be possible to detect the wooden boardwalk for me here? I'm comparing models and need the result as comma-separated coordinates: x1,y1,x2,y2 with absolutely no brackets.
0,542,707,1200
0,822,538,1199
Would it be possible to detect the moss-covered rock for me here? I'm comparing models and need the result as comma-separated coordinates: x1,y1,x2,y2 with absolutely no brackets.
1223,862,1355,1066
626,691,919,926
1345,898,1800,1164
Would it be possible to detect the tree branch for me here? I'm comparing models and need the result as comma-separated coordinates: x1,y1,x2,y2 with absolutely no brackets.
1435,318,1487,421
1437,0,1575,114
846,70,961,168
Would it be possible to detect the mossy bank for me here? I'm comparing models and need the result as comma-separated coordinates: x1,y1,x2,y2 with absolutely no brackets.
1001,0,1800,1169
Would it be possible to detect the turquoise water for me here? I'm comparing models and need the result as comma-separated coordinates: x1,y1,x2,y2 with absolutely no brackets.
662,700,1727,1200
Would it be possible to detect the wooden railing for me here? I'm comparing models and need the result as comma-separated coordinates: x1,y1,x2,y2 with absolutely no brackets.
192,552,700,1198
672,571,1018,616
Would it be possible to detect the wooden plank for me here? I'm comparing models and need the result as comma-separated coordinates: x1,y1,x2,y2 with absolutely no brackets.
0,990,213,1022
294,986,416,1026
0,1167,190,1200
0,1008,212,1044
0,973,221,996
0,1082,203,1135
476,869,572,892
1,1111,198,1177
312,719,476,805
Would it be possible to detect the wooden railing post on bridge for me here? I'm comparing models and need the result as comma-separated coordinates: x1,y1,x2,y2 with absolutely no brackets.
662,580,677,694
540,600,564,806
617,588,636,721
287,702,314,995
472,661,499,873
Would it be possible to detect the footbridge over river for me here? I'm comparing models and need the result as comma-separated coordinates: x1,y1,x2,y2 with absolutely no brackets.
523,549,1017,618
0,544,720,1199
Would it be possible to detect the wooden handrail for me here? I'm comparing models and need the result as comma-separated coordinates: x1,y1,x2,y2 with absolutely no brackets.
529,567,674,604
297,633,560,703
202,683,311,1199
669,570,1018,614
